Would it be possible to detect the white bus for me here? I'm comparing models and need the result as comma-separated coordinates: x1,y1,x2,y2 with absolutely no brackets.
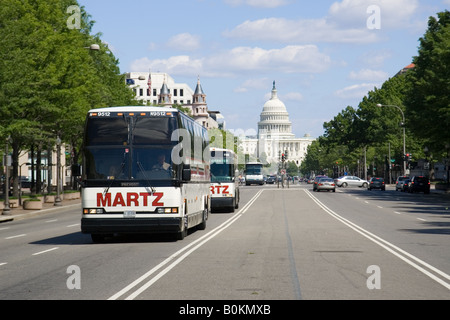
244,162,264,185
210,147,240,212
80,106,210,242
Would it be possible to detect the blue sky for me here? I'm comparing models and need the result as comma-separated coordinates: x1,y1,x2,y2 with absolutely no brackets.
79,0,449,139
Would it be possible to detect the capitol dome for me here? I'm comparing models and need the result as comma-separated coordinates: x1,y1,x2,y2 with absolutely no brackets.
262,82,287,112
258,81,294,138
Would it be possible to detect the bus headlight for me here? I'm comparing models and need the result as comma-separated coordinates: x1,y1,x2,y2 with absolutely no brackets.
156,207,179,214
83,208,104,214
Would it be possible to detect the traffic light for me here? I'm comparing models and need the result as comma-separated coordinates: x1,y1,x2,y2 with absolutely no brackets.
281,153,285,161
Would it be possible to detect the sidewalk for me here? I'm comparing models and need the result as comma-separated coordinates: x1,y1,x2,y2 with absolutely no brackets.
0,197,81,223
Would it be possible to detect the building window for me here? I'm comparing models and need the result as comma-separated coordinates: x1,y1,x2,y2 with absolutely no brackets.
174,89,177,96
153,89,157,96
180,89,184,96
139,88,144,96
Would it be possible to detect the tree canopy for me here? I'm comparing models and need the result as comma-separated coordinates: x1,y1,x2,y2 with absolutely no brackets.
302,10,449,179
0,0,138,195
406,10,450,154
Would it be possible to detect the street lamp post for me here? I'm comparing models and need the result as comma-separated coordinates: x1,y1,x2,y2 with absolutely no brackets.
54,136,62,206
376,104,406,176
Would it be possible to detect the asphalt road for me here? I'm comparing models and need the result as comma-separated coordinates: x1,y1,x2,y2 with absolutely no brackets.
0,184,449,301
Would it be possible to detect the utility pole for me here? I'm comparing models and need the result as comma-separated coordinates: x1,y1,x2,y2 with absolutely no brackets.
3,136,12,215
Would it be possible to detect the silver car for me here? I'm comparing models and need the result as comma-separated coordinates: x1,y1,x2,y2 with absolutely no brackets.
395,176,409,191
335,176,369,188
315,177,336,192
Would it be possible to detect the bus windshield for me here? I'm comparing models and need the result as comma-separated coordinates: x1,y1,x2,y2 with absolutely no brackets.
84,146,174,180
245,164,262,175
85,116,176,146
84,114,178,182
210,150,235,182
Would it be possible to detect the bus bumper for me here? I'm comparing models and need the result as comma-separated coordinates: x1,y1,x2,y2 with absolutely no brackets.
211,197,234,209
81,217,182,234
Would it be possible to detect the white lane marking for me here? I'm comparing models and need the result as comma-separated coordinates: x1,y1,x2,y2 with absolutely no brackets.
66,223,80,228
304,189,450,291
0,262,7,266
45,219,58,223
417,218,427,221
32,247,59,256
5,234,26,240
109,189,264,300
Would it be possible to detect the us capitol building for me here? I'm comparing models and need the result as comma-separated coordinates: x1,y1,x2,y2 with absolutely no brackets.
240,81,315,166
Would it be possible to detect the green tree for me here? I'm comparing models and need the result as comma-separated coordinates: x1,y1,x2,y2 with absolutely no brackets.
406,10,450,155
0,0,137,195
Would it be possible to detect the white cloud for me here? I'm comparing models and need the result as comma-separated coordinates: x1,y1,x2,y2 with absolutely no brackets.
334,83,379,99
224,0,289,8
328,0,419,29
224,0,420,44
166,33,201,51
224,17,379,44
204,45,331,74
130,56,203,77
130,45,331,77
348,69,389,81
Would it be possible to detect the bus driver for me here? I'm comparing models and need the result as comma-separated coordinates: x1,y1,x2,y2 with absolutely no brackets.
152,153,170,171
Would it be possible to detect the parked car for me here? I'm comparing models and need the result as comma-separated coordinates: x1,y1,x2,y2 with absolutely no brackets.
19,176,31,189
335,176,369,188
315,177,336,192
368,177,385,191
395,176,409,191
407,176,430,194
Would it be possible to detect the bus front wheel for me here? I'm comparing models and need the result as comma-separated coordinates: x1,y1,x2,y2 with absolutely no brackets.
177,216,188,240
197,208,208,230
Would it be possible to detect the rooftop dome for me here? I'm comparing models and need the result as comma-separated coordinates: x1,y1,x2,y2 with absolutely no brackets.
262,81,287,113
258,81,293,138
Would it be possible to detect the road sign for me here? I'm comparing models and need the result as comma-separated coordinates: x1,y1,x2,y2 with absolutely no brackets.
280,169,286,175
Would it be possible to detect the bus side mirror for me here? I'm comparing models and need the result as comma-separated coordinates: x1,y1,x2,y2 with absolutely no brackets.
72,164,81,176
182,164,191,181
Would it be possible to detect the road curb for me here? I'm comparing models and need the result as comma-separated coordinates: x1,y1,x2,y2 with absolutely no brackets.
0,200,81,223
